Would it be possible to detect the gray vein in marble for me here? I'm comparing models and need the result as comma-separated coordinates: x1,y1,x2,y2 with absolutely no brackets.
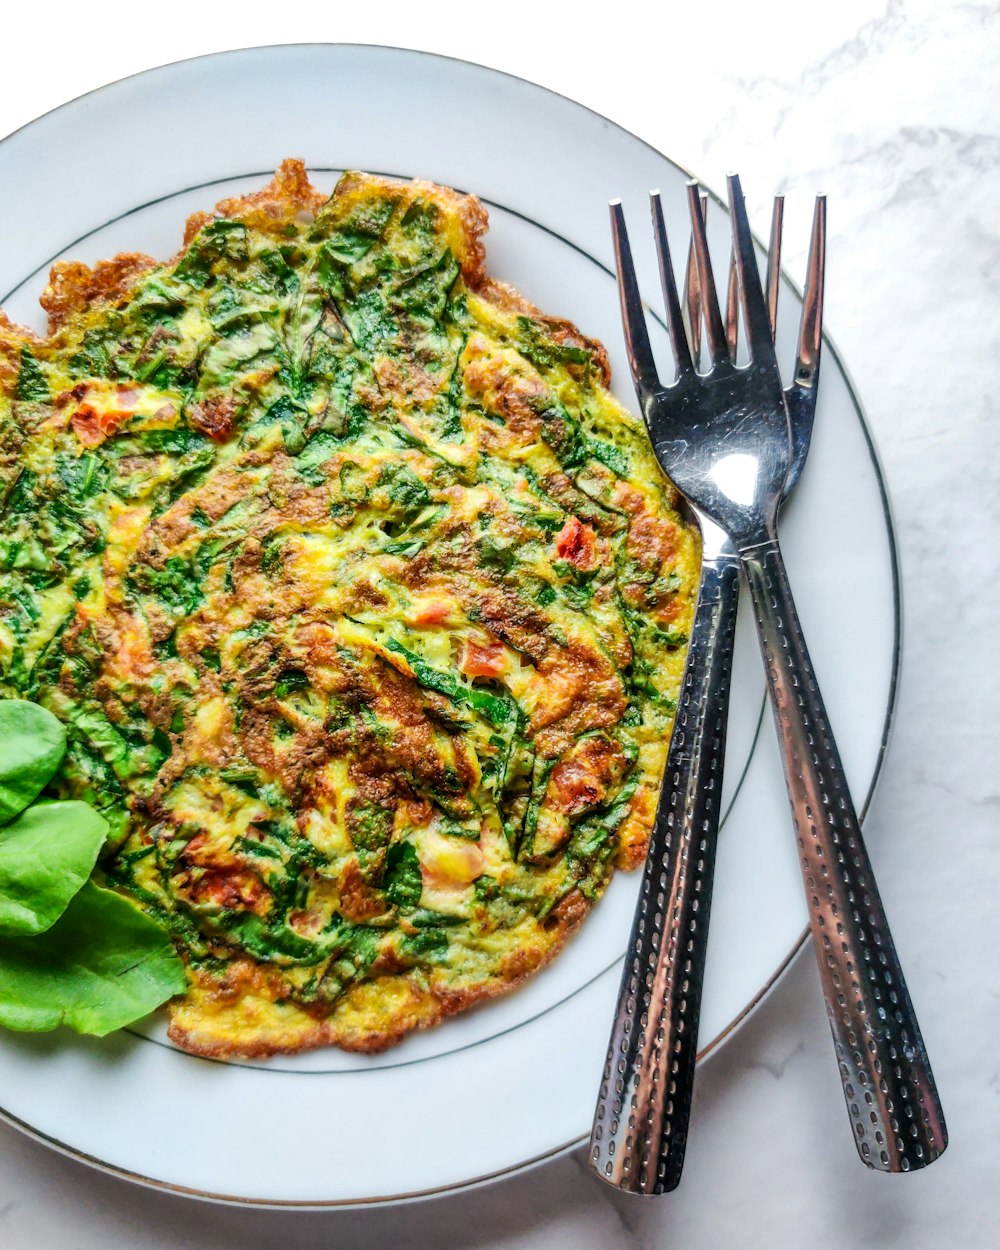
911,770,999,809
747,1040,806,1081
952,1,996,21
700,0,907,150
568,1151,651,1250
603,1198,653,1250
735,0,905,102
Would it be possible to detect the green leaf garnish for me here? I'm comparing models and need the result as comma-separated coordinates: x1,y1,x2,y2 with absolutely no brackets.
0,880,187,1036
0,698,184,1035
0,700,67,824
0,800,109,936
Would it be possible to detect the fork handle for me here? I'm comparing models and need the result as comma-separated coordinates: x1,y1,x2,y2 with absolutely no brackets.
590,540,741,1193
739,535,947,1170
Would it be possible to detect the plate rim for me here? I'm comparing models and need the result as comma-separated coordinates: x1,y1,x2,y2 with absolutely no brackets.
0,40,902,1208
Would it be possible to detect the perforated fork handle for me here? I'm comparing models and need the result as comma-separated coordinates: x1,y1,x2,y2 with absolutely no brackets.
590,548,741,1194
740,536,947,1171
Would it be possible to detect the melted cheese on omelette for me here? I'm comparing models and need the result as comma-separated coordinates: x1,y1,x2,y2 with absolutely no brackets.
0,162,700,1055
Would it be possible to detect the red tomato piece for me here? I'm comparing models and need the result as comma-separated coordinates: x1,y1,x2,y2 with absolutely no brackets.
460,637,507,678
555,515,597,570
71,402,133,446
409,600,454,626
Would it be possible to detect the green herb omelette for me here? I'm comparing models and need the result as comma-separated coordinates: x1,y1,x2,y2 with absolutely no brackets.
0,163,699,1055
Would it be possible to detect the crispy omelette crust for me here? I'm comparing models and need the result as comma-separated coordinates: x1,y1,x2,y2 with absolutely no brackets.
0,162,700,1056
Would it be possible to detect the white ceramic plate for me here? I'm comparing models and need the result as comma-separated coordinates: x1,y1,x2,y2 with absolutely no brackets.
0,44,899,1206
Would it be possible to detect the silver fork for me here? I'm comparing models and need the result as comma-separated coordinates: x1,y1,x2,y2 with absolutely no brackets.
590,175,946,1194
589,188,818,1195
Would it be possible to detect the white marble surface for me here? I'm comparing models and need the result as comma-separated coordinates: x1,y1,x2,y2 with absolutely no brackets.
0,1,997,1245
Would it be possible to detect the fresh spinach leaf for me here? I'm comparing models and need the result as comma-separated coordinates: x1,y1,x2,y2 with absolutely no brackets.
0,880,186,1036
0,801,108,936
0,700,67,824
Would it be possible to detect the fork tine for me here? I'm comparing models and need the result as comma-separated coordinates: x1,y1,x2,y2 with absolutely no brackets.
781,195,826,500
792,194,827,392
650,192,695,377
765,195,784,343
725,245,739,358
726,174,773,361
683,191,707,364
609,200,660,397
726,194,784,359
686,182,729,366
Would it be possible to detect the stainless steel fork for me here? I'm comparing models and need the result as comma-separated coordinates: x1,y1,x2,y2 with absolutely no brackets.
590,175,946,1194
588,191,807,1195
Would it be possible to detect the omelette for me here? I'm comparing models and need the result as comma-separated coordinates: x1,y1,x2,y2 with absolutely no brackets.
0,162,700,1056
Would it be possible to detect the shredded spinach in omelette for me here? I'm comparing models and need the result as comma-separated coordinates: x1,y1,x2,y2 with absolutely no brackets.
0,162,699,1055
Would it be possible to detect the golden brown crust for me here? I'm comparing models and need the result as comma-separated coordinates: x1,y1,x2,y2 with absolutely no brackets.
0,309,34,395
615,784,658,871
166,893,592,1058
27,160,324,339
184,156,327,243
331,169,491,292
40,253,158,334
474,276,612,388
